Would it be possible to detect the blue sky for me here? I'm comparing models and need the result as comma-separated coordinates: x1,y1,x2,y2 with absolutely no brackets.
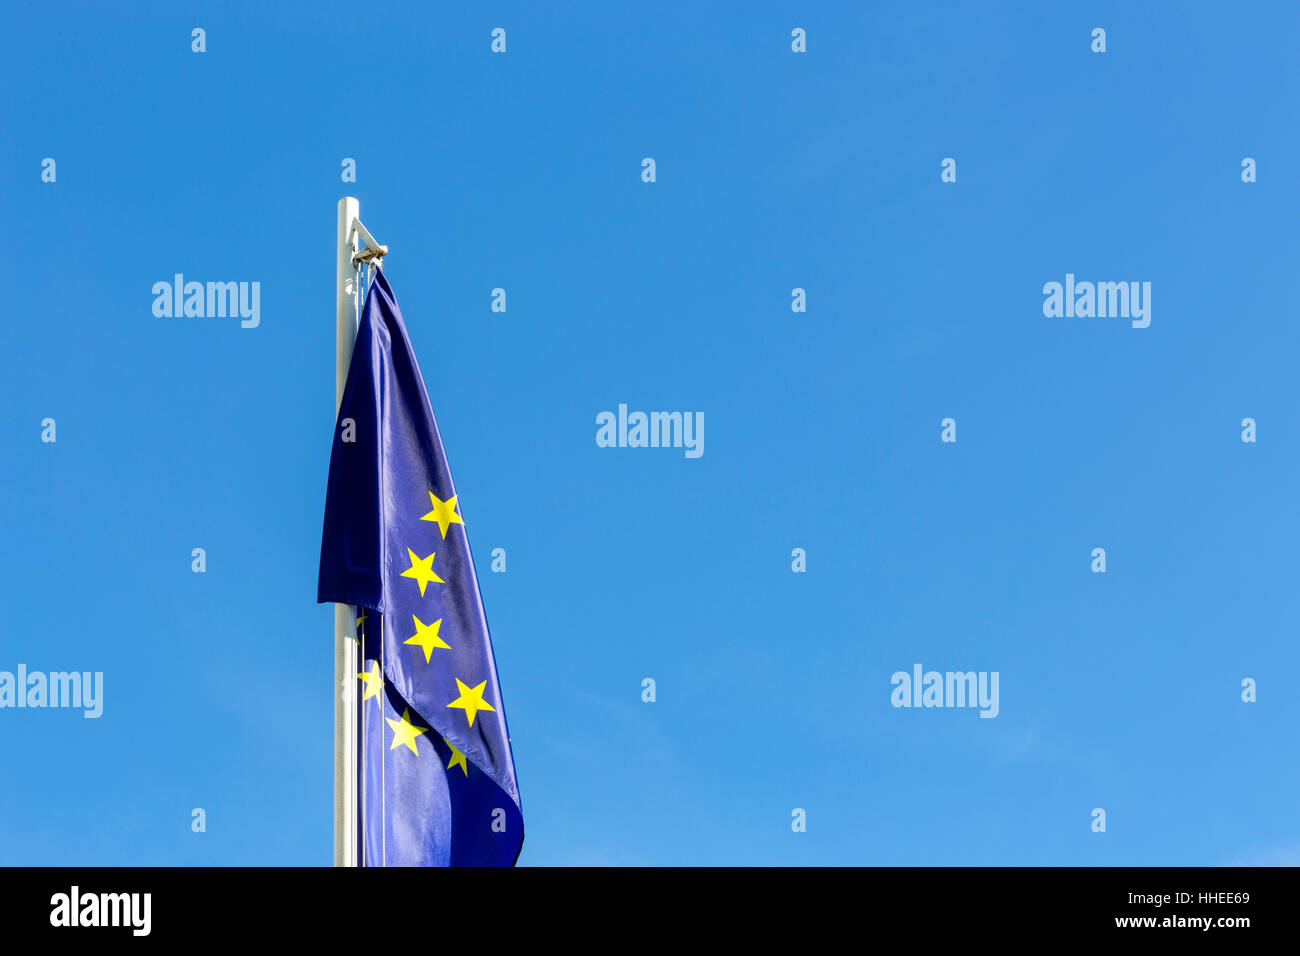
2,1,1297,866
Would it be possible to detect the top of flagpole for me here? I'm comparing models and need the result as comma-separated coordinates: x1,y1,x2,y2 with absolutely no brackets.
336,198,362,408
341,201,388,270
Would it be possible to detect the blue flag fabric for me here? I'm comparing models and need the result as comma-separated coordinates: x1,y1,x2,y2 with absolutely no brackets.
318,269,522,866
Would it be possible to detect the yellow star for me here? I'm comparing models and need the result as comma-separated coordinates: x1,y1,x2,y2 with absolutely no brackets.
420,492,465,539
386,707,429,756
443,737,469,777
400,547,444,596
404,615,450,662
357,660,384,701
446,678,496,728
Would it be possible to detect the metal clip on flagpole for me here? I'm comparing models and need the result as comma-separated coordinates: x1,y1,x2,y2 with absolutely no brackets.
352,216,387,293
352,217,388,269
334,198,389,867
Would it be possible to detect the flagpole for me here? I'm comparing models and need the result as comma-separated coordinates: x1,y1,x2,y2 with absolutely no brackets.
334,197,361,866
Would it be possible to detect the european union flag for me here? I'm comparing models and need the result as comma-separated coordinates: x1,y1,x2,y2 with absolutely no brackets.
317,269,523,866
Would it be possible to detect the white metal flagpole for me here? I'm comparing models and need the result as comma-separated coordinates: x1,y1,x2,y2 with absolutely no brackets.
334,196,361,866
